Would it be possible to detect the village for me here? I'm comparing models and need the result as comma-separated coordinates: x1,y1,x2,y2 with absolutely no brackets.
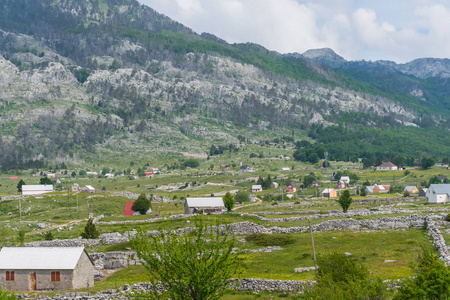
0,156,449,298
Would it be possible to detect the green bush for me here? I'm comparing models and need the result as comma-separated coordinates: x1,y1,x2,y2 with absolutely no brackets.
132,193,151,214
245,233,296,246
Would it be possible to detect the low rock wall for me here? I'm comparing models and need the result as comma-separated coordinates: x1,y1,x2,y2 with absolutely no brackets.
425,215,450,265
32,278,315,299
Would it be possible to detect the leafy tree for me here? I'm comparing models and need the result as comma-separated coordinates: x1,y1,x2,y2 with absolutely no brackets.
130,218,241,300
39,177,53,185
303,174,316,188
223,192,235,212
338,190,353,213
101,167,110,175
394,248,450,300
81,218,100,239
79,170,87,176
234,190,250,203
17,179,26,193
421,156,435,170
305,252,389,299
182,158,200,168
71,171,76,177
73,67,90,83
131,193,151,215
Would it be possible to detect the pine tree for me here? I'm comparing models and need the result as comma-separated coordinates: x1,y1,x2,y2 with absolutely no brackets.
81,218,100,239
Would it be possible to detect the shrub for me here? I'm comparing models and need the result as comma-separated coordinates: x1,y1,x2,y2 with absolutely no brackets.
44,231,54,241
245,233,296,246
132,193,151,214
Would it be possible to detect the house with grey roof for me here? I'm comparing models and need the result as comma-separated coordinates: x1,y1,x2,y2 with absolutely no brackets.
426,184,450,204
185,197,226,214
0,247,94,291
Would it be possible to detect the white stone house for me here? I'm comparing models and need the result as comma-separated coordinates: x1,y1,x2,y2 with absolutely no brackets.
0,247,94,291
22,185,54,195
426,184,450,204
185,197,226,214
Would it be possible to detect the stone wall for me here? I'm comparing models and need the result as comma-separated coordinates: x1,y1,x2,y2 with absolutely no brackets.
31,278,315,299
246,208,450,223
424,214,450,265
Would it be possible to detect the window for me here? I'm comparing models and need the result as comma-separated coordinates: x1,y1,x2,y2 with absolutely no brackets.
51,271,60,282
6,271,14,281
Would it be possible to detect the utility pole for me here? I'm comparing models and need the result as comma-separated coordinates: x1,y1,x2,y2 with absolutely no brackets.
309,219,318,275
19,198,22,222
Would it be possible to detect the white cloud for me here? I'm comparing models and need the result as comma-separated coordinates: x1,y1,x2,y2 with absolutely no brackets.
138,0,450,62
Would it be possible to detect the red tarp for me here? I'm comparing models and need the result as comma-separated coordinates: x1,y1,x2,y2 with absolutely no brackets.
123,201,134,216
10,176,18,180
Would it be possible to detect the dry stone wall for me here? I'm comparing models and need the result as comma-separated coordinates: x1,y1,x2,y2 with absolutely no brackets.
30,278,315,299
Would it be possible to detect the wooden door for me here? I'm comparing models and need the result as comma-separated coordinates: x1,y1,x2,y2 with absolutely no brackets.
30,272,36,290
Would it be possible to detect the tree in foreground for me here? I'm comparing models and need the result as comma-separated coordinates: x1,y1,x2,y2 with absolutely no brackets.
130,218,241,300
338,190,353,213
131,193,151,215
304,252,389,299
393,248,450,300
81,218,100,239
223,192,235,212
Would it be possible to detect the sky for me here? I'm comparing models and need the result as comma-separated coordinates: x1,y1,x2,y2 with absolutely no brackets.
137,0,450,63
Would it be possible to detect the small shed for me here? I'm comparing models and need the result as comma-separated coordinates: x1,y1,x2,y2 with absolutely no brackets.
22,185,54,195
0,247,94,291
322,188,337,198
185,197,226,214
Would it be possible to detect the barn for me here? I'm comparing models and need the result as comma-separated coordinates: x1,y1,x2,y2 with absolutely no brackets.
0,247,94,291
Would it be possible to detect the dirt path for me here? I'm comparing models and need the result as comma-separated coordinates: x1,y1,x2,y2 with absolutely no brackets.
232,202,260,211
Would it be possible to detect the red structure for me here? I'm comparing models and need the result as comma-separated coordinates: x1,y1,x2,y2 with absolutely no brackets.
123,202,134,216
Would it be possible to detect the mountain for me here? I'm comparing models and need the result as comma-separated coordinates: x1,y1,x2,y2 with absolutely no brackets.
0,0,449,170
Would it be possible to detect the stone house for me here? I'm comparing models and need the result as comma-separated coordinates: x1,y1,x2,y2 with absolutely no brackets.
0,247,94,291
185,197,226,214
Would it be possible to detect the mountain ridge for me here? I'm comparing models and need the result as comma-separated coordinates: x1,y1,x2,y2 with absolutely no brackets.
0,0,448,170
